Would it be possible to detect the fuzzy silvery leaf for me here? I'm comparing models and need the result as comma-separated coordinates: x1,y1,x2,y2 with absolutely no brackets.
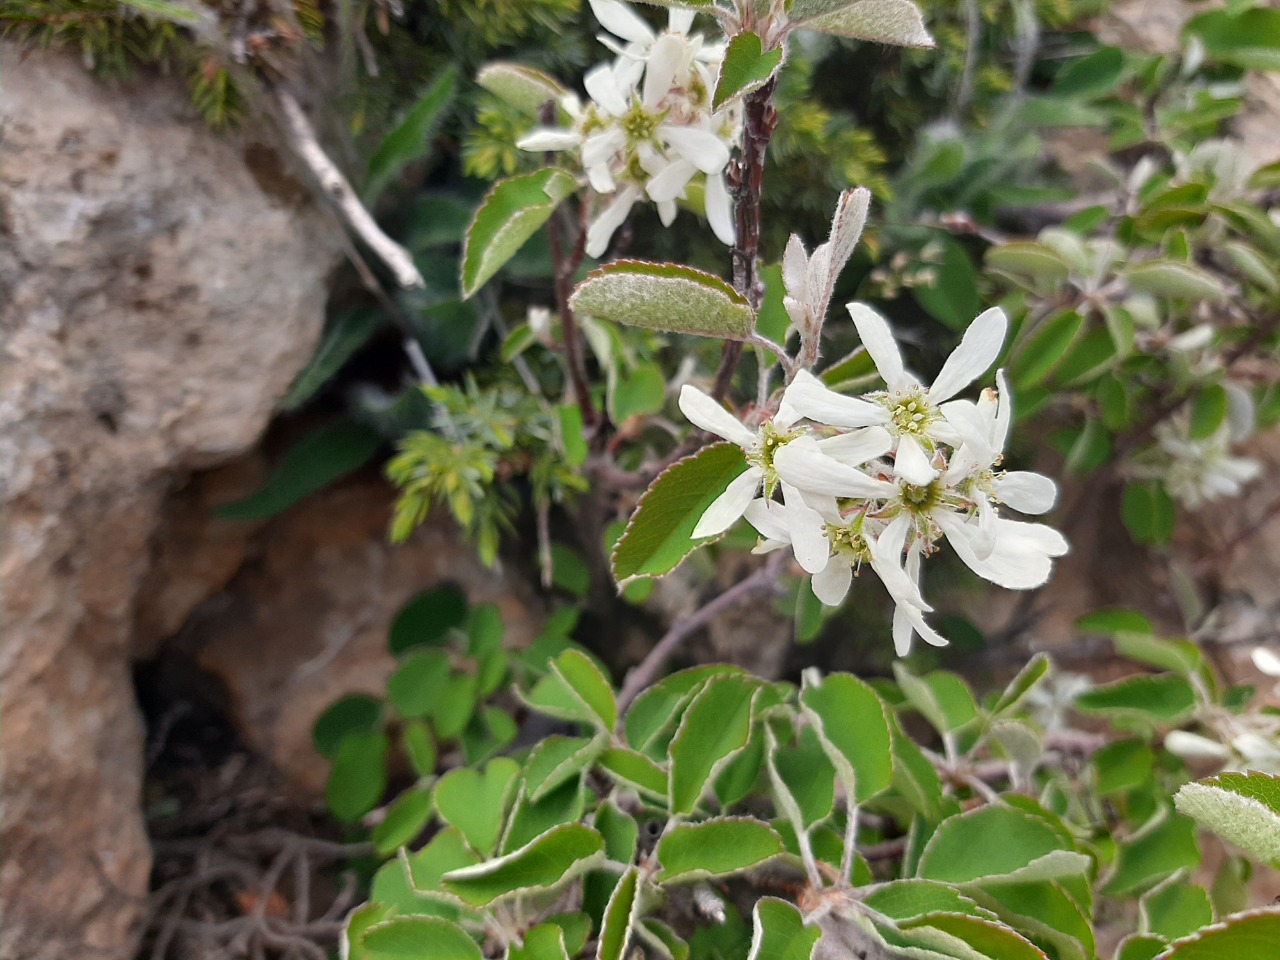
571,261,755,340
476,62,566,117
792,0,934,47
1175,772,1280,867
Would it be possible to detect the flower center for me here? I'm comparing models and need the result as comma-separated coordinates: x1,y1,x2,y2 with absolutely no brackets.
824,516,871,564
880,388,937,437
621,102,662,144
748,422,802,497
900,479,945,514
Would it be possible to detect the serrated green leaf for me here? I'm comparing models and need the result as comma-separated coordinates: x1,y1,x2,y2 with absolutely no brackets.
363,916,481,960
525,735,606,802
1105,809,1200,896
461,169,578,299
747,898,821,960
313,695,382,760
550,649,617,731
1174,772,1280,867
373,788,435,857
434,758,520,857
599,868,642,960
656,817,783,883
476,62,566,117
800,672,892,803
442,823,604,906
1142,879,1212,940
327,729,388,823
916,806,1076,884
793,0,934,46
1076,675,1197,724
215,421,382,520
612,443,750,581
900,913,1048,960
714,32,784,109
364,67,458,204
571,260,755,340
669,675,758,815
1125,261,1227,303
598,747,670,800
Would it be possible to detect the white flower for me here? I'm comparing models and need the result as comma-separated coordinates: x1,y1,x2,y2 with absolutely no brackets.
1132,417,1261,509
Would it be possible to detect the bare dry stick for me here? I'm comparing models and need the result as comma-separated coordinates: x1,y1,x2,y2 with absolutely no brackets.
617,552,790,710
276,89,424,290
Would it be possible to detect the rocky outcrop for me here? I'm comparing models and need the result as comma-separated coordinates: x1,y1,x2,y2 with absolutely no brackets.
0,46,340,960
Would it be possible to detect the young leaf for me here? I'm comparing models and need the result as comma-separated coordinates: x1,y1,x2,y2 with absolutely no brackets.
477,62,566,117
747,898,821,960
433,758,520,857
624,665,745,753
401,720,437,777
502,777,586,853
313,695,382,759
668,675,758,815
861,880,995,921
1075,675,1197,724
799,672,892,803
387,650,452,719
1104,809,1200,896
389,585,468,654
1141,879,1212,941
441,823,605,906
901,913,1048,960
612,443,750,581
714,32,784,109
985,242,1071,288
656,817,783,883
524,734,607,802
791,0,935,46
406,828,481,900
1174,772,1280,867
598,868,642,960
215,421,382,520
327,730,388,823
373,788,435,857
1124,261,1227,302
461,169,578,299
597,747,670,801
570,260,755,341
1189,384,1228,440
993,653,1051,715
509,924,571,960
364,67,459,204
550,650,617,732
363,916,482,960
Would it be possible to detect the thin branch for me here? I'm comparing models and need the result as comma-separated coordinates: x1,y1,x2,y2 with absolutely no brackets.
275,89,424,289
617,552,790,710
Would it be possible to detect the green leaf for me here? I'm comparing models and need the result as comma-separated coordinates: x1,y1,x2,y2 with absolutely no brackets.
900,913,1049,960
985,242,1070,288
1142,879,1212,940
714,32,784,109
1012,312,1085,391
117,0,201,23
916,805,1079,884
503,776,586,853
893,665,979,737
550,650,617,731
909,237,981,333
1121,481,1177,546
965,881,1092,960
313,695,382,759
388,649,452,719
433,673,480,741
509,924,571,960
799,672,892,803
612,443,751,581
401,720,437,777
1093,739,1155,797
1124,261,1227,303
1105,809,1200,896
1076,608,1152,636
668,675,758,815
373,788,435,857
406,828,481,899
715,728,766,808
327,729,388,823
215,421,382,520
524,735,606,802
1051,327,1119,388
597,747,670,800
441,823,604,906
1053,46,1126,98
389,586,468,655
1174,772,1280,868
862,880,994,921
993,653,1052,715
476,62,566,117
1158,908,1280,958
770,726,837,829
363,916,482,960
793,0,935,46
596,799,639,863
598,868,642,960
571,261,755,341
1075,675,1197,724
283,307,383,410
364,67,458,204
891,719,943,821
1114,935,1167,960
611,363,667,424
625,666,743,753
558,404,588,468
461,169,578,299
656,817,783,883
434,758,520,857
1189,384,1228,440
1114,634,1202,678
1184,8,1280,71
747,898,821,960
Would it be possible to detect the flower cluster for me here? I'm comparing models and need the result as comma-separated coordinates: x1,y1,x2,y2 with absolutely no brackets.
518,0,740,257
680,304,1067,655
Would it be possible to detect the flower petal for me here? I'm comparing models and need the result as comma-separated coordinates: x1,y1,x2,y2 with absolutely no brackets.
1251,646,1280,678
816,426,893,466
782,369,889,429
646,158,696,202
667,8,695,33
927,307,1007,404
661,125,730,175
584,62,630,117
585,185,639,258
517,129,582,152
848,302,913,393
892,434,938,485
677,384,757,446
744,497,789,542
644,34,689,108
993,368,1013,453
774,435,895,500
866,514,931,611
995,471,1058,515
657,199,677,226
590,0,654,46
783,481,832,575
935,512,1066,590
705,171,735,245
693,466,763,538
812,558,853,606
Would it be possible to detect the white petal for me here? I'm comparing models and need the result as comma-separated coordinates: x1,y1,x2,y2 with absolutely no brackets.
517,129,582,152
693,466,763,538
584,63,630,117
1164,731,1231,762
816,426,893,466
582,128,627,176
646,158,696,202
667,8,695,33
783,481,832,574
927,307,1007,404
995,472,1058,515
644,34,687,108
585,185,638,258
677,384,757,446
938,399,993,466
661,125,730,175
782,369,889,429
866,515,931,611
993,369,1013,453
1251,646,1280,678
936,512,1066,590
774,435,895,500
893,435,938,485
848,302,913,393
705,172,735,246
972,497,997,561
657,199,677,226
590,0,654,45
744,497,789,543
812,558,853,606
586,161,617,195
